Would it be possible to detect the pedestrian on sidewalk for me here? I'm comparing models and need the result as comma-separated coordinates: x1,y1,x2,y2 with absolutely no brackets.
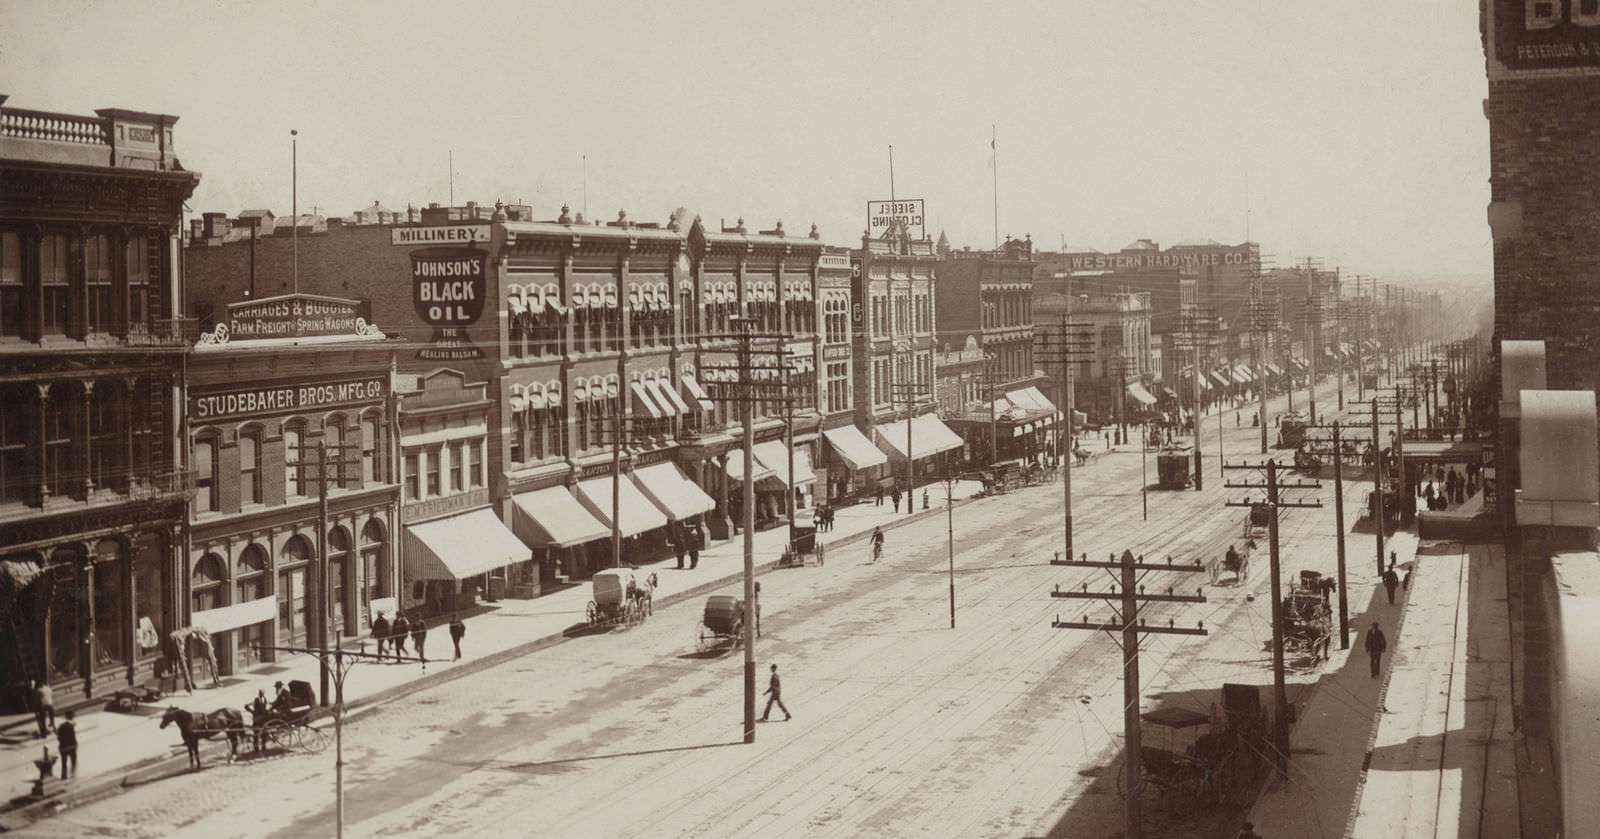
391,612,410,662
875,484,884,506
410,614,428,663
372,612,390,656
922,488,929,510
672,528,686,569
891,488,901,513
689,523,702,569
56,710,77,779
1365,621,1388,678
31,679,54,737
1383,564,1400,605
449,613,466,660
760,663,790,722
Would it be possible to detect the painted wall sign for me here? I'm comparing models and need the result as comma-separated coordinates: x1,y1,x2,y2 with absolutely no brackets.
1488,0,1600,78
867,199,925,241
412,247,487,325
226,293,364,339
190,375,388,422
391,225,491,245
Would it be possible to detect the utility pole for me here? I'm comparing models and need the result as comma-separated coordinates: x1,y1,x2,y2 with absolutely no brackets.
1173,303,1218,490
256,642,393,839
1247,277,1275,455
1224,459,1322,782
701,318,790,744
890,380,925,516
1039,312,1094,561
1300,419,1376,650
1050,549,1208,839
289,441,362,708
1303,258,1321,424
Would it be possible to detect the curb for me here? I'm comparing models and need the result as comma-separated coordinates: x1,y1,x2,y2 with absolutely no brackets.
1,498,966,830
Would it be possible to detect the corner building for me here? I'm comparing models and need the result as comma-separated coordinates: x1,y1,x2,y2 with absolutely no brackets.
0,96,199,705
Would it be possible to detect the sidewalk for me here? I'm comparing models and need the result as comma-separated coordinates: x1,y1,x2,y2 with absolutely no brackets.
0,481,979,828
1246,538,1519,838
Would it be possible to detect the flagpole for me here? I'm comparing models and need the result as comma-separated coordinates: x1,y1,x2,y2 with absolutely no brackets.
889,145,896,204
991,125,998,250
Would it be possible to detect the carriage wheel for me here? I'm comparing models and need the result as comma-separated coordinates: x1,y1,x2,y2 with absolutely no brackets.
297,724,329,753
265,718,292,750
586,601,600,626
696,624,712,653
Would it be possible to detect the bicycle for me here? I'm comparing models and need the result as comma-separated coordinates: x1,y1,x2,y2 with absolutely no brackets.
872,541,883,562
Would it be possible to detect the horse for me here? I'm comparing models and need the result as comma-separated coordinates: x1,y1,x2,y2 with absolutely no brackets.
160,706,244,769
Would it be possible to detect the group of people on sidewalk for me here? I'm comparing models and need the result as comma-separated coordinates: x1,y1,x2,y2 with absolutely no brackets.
24,680,77,781
369,612,467,663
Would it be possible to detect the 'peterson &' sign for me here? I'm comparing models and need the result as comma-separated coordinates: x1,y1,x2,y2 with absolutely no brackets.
190,376,388,422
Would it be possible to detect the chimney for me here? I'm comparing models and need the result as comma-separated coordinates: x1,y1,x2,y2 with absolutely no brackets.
202,212,227,239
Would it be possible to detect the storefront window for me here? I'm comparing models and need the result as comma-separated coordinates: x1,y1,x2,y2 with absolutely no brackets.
361,518,387,609
328,526,350,633
236,545,267,662
278,536,310,640
93,538,125,666
131,532,165,660
47,547,82,681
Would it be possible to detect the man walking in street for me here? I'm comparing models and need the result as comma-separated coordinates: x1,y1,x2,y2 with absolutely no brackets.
871,526,884,562
1382,563,1400,605
32,679,54,737
371,611,390,657
1365,620,1388,678
449,613,466,660
56,710,77,779
760,663,790,722
410,614,428,663
391,612,410,662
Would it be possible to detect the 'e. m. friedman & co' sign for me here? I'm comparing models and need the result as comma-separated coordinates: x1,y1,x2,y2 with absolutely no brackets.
227,293,365,339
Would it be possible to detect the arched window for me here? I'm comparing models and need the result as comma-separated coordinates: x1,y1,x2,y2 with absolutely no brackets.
361,518,388,608
191,553,226,613
359,412,380,485
283,420,306,497
325,414,347,489
236,544,268,661
328,526,351,633
278,535,311,640
193,432,219,513
239,425,262,506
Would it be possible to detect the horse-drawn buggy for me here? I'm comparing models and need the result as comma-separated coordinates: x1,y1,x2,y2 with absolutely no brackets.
587,567,656,629
778,520,825,567
696,594,745,652
1209,540,1254,586
159,679,326,769
1242,502,1271,539
1156,445,1194,489
1277,411,1308,449
1281,572,1334,663
1113,684,1268,808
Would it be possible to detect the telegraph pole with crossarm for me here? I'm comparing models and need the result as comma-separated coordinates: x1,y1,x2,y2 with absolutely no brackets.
287,441,364,709
1223,459,1321,783
1049,550,1208,839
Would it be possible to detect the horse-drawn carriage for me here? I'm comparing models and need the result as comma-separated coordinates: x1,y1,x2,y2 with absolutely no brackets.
587,567,656,629
778,520,826,567
1281,572,1334,663
1277,411,1308,449
696,594,745,652
1156,445,1194,489
159,679,326,769
1242,502,1271,539
1209,540,1253,586
1113,684,1268,807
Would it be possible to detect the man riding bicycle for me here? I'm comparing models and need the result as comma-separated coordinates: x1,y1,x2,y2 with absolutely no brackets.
870,527,884,562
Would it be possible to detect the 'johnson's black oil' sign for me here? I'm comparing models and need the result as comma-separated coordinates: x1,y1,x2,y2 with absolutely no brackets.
412,247,486,326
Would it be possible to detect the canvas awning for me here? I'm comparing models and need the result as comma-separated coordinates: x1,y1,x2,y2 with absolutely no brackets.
1007,387,1056,413
650,378,690,415
190,595,277,635
631,380,664,419
1126,382,1158,406
511,486,609,548
1211,371,1233,388
723,448,776,483
875,415,964,461
1264,362,1284,377
681,374,714,412
753,440,816,487
575,475,669,536
405,508,529,580
1231,367,1251,384
631,462,715,520
823,425,889,470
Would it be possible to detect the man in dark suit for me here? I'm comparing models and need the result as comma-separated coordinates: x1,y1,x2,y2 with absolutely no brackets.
390,612,410,662
371,612,390,656
1364,621,1388,678
760,663,790,722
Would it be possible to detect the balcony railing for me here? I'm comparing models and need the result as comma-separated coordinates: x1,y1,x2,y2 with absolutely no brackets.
1,106,110,146
126,317,199,347
127,468,196,504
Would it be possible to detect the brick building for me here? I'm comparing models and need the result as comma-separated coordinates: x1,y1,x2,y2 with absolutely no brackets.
0,96,200,706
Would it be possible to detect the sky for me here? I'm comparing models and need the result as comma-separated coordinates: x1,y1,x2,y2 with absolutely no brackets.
1,0,1491,281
